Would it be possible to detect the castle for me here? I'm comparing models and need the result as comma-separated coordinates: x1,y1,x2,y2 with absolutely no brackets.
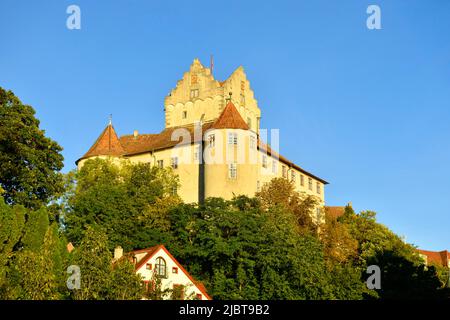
76,59,328,212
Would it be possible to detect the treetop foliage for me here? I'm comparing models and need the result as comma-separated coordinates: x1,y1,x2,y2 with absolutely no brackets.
0,87,64,209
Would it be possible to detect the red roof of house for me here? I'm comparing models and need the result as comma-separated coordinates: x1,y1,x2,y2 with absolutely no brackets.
211,101,249,130
130,244,212,300
417,249,450,267
325,206,346,219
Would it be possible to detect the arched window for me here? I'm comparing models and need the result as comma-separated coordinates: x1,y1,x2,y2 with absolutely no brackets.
155,257,167,278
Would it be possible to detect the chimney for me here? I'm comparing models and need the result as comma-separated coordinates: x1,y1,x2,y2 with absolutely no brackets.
67,242,74,253
133,130,139,139
114,246,123,260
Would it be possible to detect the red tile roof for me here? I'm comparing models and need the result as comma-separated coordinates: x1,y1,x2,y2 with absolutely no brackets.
258,140,329,184
325,206,346,219
211,101,249,130
80,124,125,160
76,122,213,164
417,249,450,267
119,122,214,156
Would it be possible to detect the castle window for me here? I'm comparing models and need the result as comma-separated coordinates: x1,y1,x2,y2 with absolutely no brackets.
316,207,322,223
196,294,203,300
257,180,260,192
171,157,178,169
157,160,164,168
208,134,215,147
272,160,277,174
316,182,321,194
282,165,287,178
194,145,200,161
155,257,167,278
262,155,267,168
228,132,238,145
228,163,237,179
182,111,187,119
172,185,177,195
172,267,178,274
300,174,304,186
190,89,199,99
308,178,313,190
291,171,296,183
250,136,256,149
146,263,152,270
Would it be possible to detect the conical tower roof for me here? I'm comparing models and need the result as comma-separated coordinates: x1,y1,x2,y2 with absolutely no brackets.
212,101,249,130
78,123,125,162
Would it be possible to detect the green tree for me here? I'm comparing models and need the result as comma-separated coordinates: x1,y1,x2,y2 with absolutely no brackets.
109,257,143,300
338,206,444,299
0,87,64,209
65,158,179,250
0,199,67,300
0,200,25,297
163,196,334,300
70,226,142,300
365,250,443,299
256,177,318,234
12,225,61,299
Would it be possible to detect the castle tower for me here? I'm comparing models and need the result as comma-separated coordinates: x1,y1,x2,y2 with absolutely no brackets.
202,101,259,201
76,121,125,168
164,58,261,133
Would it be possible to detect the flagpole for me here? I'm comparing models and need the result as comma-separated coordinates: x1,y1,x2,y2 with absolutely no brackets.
210,54,214,76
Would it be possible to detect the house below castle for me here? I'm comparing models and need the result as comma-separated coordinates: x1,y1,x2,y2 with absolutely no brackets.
114,244,211,300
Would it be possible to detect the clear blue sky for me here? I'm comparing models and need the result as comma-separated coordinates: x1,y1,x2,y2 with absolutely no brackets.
1,0,450,250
